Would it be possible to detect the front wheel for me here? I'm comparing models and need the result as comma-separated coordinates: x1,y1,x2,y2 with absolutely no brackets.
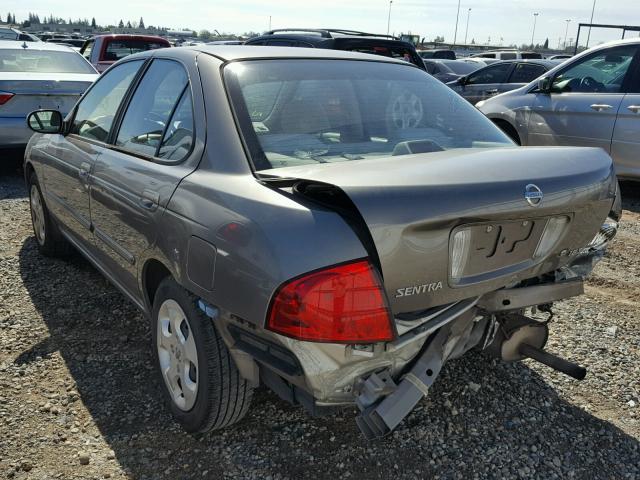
151,277,253,433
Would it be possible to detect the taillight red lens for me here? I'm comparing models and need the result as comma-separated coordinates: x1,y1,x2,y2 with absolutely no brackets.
267,260,394,343
0,92,15,105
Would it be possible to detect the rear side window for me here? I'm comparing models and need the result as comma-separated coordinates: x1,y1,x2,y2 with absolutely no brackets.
103,39,168,61
115,59,190,159
500,53,517,60
521,52,543,59
466,63,512,84
158,89,194,161
70,60,143,142
509,63,546,83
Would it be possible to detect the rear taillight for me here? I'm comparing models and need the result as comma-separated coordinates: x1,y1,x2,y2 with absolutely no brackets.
266,260,394,344
0,92,14,105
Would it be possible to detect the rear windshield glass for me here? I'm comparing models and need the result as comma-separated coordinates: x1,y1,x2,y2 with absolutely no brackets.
104,39,168,61
444,61,479,75
0,49,96,73
225,59,511,171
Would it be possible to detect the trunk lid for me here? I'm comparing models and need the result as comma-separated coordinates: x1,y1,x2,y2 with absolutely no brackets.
261,146,616,314
0,73,96,116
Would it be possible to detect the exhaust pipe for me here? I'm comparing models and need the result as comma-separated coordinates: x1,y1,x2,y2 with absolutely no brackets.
519,343,587,380
486,313,587,380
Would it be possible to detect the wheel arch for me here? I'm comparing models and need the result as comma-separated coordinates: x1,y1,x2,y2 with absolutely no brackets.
142,258,175,312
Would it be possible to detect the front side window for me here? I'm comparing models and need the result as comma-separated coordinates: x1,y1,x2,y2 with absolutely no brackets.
466,62,512,85
115,59,189,158
551,45,638,93
70,60,143,142
509,63,546,83
225,59,511,171
103,39,168,61
0,49,96,73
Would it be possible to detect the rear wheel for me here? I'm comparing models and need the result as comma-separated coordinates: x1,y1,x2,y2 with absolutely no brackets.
151,277,253,433
28,172,73,257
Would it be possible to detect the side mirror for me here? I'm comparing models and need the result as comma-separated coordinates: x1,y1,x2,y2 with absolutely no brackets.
537,77,552,93
458,76,467,85
27,110,63,134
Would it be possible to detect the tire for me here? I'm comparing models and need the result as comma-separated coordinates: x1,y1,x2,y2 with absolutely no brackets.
28,172,73,257
151,277,253,433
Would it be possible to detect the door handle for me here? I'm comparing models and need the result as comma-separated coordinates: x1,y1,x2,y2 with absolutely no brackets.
627,105,640,114
139,189,160,211
484,89,499,95
590,104,613,111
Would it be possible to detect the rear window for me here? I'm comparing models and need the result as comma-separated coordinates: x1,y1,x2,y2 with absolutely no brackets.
225,59,511,171
0,49,96,73
445,62,480,75
500,53,517,60
521,52,543,59
103,39,168,61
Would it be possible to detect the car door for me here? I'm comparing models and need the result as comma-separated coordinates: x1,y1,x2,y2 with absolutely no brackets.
611,59,640,179
459,62,513,104
503,62,547,95
88,58,201,296
527,44,639,150
39,60,144,246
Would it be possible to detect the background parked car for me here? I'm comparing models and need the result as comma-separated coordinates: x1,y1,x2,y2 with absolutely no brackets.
418,49,456,60
0,27,40,42
448,59,560,104
0,41,98,154
471,50,543,60
80,34,171,73
245,28,425,70
547,54,573,61
423,59,482,83
478,38,640,180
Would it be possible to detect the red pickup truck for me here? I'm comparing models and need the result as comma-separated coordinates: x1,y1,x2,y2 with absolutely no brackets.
80,34,170,73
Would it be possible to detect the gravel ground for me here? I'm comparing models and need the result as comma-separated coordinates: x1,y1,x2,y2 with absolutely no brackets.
1,166,638,480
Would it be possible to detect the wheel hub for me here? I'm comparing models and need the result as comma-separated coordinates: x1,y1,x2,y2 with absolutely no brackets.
156,299,199,411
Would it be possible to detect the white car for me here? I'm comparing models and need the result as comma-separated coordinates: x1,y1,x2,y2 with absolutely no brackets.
471,50,543,61
0,41,98,152
477,38,640,180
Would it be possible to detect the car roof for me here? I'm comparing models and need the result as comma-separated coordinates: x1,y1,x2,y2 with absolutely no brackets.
485,59,559,68
89,34,169,42
166,45,414,66
0,40,76,52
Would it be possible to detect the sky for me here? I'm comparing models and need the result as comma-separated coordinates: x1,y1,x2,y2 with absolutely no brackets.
11,0,640,47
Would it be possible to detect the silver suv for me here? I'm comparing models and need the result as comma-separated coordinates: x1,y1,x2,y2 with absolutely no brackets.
478,38,640,180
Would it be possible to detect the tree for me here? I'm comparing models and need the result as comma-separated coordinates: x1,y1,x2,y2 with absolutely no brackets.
139,17,145,29
118,19,124,28
126,20,132,28
543,37,549,49
91,17,96,28
199,29,212,40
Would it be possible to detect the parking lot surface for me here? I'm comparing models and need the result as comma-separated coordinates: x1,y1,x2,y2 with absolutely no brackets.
1,169,638,479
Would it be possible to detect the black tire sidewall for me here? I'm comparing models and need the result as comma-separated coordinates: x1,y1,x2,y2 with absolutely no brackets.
28,172,56,254
151,278,217,433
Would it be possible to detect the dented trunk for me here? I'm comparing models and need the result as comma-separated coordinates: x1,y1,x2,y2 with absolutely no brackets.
261,146,616,315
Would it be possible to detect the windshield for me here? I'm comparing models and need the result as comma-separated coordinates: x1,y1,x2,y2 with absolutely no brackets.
444,61,479,75
225,59,511,171
0,49,95,73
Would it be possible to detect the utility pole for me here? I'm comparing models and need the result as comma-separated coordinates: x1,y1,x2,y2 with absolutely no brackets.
453,0,461,45
564,19,571,50
464,8,471,45
268,16,272,31
531,12,539,47
586,0,596,48
387,1,393,36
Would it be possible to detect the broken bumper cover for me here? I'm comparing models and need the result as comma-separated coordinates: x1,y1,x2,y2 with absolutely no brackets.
355,308,485,440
